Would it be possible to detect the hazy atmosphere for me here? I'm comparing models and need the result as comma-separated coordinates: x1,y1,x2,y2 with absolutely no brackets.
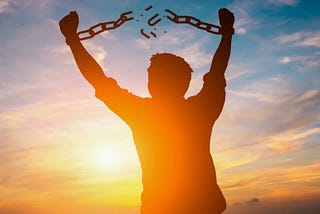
1,0,319,213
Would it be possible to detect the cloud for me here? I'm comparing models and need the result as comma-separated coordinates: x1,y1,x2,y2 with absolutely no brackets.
0,98,107,134
240,83,318,125
175,43,211,69
246,197,260,206
278,55,308,65
276,31,320,48
228,1,259,35
276,32,302,44
267,0,299,6
236,27,247,35
221,162,320,190
229,89,278,103
279,56,291,64
84,41,108,65
1,0,57,16
298,32,320,47
225,63,256,81
296,89,320,102
0,204,38,214
135,27,197,51
0,0,9,13
270,127,320,143
13,0,54,10
219,160,320,212
49,44,75,64
230,77,320,105
279,54,320,71
227,196,320,214
135,38,151,50
267,128,320,152
100,31,118,40
227,77,291,103
0,203,140,214
221,173,267,190
213,77,320,172
0,169,78,192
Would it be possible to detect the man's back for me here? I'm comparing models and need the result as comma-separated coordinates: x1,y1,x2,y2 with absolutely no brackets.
132,98,226,213
95,71,227,213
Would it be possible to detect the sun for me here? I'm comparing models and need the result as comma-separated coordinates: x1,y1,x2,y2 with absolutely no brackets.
85,141,139,175
90,146,123,171
96,149,117,167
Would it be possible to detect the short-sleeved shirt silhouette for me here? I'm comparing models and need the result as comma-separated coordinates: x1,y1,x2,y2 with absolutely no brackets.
95,71,226,213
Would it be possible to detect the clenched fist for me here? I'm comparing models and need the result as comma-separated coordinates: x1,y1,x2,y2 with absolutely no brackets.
59,11,79,41
218,8,234,35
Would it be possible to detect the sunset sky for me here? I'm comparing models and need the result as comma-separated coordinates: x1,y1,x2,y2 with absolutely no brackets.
1,0,320,213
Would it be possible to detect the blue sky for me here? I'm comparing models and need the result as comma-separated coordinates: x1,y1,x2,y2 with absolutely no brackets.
0,0,320,213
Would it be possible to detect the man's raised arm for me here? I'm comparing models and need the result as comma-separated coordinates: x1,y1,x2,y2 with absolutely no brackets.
208,8,234,77
59,11,106,88
194,8,234,119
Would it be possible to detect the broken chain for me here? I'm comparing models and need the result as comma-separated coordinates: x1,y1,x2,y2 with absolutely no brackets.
77,11,134,40
165,9,222,35
77,8,225,40
139,5,162,39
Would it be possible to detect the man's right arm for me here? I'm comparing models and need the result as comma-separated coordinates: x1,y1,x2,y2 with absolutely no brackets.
59,11,107,88
59,11,143,124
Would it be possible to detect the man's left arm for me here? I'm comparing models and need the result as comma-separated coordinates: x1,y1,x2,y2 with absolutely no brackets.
208,8,234,78
193,8,234,120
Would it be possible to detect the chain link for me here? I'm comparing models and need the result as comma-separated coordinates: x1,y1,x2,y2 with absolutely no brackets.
77,11,134,40
165,9,222,35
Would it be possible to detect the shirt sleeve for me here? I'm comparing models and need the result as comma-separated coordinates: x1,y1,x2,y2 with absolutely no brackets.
189,72,226,121
94,76,144,125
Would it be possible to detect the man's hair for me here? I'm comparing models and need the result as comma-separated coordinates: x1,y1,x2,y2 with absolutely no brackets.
149,53,193,76
147,53,193,98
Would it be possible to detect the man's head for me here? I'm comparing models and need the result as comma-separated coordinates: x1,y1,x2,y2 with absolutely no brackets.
147,53,193,100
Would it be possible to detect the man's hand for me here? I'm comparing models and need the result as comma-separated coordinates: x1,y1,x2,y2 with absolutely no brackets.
59,11,79,40
219,8,234,30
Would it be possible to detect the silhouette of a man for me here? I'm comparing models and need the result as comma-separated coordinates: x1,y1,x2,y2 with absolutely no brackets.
60,7,234,214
